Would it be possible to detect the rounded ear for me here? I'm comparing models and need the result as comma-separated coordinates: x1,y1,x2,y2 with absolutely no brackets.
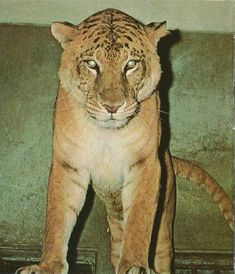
51,22,79,49
145,21,170,46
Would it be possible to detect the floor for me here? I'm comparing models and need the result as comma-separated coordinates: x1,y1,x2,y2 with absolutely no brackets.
0,261,93,274
0,259,233,274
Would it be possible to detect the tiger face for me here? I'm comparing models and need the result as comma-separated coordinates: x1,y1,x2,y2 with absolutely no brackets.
51,9,168,128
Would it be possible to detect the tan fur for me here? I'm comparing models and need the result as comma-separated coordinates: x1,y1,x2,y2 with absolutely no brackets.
16,9,233,274
172,157,233,230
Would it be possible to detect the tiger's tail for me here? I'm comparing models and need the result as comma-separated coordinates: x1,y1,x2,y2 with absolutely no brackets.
172,156,233,231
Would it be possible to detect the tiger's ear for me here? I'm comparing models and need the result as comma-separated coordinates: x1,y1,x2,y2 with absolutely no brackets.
145,21,169,45
51,22,79,49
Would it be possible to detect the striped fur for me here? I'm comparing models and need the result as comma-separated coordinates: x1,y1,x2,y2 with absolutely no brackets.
16,9,233,274
172,157,233,230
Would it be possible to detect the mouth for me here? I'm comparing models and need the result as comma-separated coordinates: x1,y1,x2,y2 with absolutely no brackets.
96,117,130,129
86,101,139,129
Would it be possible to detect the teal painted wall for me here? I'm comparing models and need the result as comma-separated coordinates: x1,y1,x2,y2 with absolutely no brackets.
0,25,233,273
0,0,233,32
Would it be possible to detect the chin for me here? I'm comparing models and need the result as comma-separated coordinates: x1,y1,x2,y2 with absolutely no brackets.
97,119,129,129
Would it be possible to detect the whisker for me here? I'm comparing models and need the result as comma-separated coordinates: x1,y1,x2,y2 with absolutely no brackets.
141,107,169,115
87,106,107,115
159,110,169,115
133,109,163,125
133,112,151,137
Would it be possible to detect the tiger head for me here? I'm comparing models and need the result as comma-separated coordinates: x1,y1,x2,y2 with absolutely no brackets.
51,9,168,128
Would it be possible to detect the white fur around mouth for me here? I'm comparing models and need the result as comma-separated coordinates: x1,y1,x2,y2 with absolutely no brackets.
97,118,129,129
87,109,132,129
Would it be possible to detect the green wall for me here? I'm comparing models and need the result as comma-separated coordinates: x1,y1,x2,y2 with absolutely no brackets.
0,25,233,273
0,0,233,32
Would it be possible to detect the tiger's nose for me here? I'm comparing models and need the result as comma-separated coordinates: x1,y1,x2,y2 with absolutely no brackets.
102,103,123,114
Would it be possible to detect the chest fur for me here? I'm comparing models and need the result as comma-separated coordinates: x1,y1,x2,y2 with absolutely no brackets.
90,139,127,192
54,92,159,192
55,118,155,192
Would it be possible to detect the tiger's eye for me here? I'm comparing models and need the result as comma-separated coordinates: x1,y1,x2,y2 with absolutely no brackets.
125,60,138,71
86,60,97,68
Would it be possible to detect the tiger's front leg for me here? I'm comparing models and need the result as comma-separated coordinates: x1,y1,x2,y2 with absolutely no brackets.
117,153,161,274
16,159,89,274
153,150,175,274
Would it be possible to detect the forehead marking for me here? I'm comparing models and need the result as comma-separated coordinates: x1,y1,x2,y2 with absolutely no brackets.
78,9,149,59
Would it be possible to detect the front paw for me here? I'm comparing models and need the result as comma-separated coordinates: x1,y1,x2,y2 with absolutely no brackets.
15,261,68,274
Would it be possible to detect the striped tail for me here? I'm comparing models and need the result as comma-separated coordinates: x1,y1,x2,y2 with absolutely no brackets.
172,156,233,231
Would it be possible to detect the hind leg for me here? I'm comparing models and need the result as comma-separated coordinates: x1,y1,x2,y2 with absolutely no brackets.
101,189,124,272
153,151,175,274
107,215,124,272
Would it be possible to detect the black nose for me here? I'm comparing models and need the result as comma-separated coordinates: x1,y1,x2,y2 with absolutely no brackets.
102,103,122,114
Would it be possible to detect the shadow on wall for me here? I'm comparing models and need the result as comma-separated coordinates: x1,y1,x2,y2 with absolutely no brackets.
158,29,181,149
148,29,181,269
